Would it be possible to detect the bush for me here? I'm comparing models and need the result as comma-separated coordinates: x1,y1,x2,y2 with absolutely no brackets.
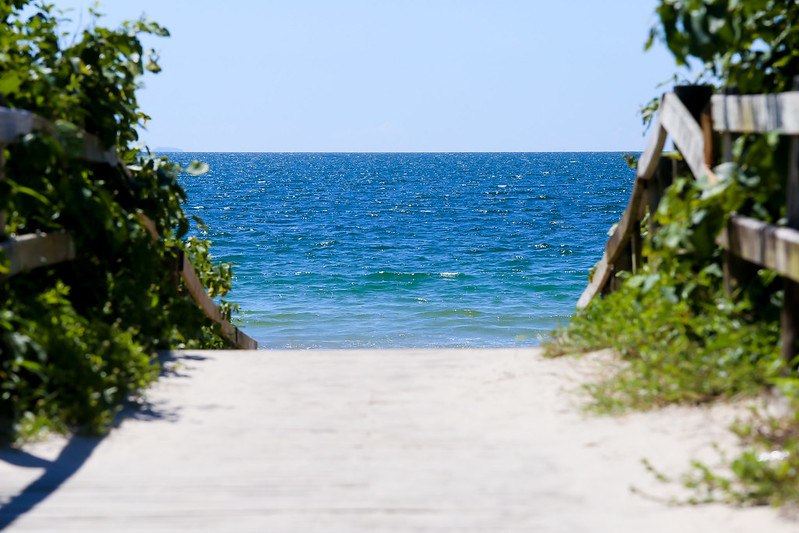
0,2,236,442
549,0,799,506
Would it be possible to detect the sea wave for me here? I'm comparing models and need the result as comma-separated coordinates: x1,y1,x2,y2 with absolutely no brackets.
173,151,635,348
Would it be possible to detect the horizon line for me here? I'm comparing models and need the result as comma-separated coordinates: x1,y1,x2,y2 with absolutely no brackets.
149,149,644,154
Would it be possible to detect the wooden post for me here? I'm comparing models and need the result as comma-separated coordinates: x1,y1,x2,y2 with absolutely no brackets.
649,157,674,235
632,178,647,274
171,248,185,290
0,92,5,240
0,142,5,240
701,109,714,169
721,133,733,163
721,136,758,298
673,85,714,125
722,249,757,296
1,93,8,239
719,86,739,164
777,78,799,366
610,240,633,292
714,86,764,301
631,222,643,274
782,132,799,366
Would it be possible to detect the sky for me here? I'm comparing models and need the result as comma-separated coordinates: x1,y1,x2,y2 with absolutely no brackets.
46,1,685,152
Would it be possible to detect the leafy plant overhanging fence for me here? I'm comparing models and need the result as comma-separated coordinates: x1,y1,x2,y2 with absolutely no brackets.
579,85,799,364
0,106,256,350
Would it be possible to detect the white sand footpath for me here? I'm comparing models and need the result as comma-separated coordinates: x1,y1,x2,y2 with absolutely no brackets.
0,347,796,532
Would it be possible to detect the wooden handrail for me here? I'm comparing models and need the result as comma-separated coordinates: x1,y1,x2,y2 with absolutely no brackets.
177,249,257,350
579,85,799,363
0,108,51,143
717,214,799,283
0,107,119,164
635,116,667,181
0,107,256,349
579,89,721,308
711,92,799,134
659,93,716,183
0,231,76,278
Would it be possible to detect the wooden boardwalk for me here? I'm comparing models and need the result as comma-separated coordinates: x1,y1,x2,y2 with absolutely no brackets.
0,348,795,532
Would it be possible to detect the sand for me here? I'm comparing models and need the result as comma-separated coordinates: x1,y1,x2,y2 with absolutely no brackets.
0,347,796,532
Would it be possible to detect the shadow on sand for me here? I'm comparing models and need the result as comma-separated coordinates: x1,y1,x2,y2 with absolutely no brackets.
0,350,208,530
0,436,101,530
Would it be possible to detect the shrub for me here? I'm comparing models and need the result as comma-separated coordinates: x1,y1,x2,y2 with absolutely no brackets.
0,2,235,441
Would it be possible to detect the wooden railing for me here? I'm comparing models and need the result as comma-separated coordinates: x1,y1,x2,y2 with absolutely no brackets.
578,86,799,362
0,107,257,349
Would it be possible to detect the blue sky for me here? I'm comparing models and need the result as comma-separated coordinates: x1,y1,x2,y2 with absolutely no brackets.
50,1,684,152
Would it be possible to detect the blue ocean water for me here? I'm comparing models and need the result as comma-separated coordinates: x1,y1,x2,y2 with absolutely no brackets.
168,152,633,349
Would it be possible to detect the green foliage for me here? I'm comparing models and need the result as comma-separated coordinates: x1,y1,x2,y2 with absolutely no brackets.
550,0,799,506
682,405,799,506
0,2,237,442
549,266,783,413
549,148,796,502
549,133,789,409
0,1,168,148
547,164,785,409
1,282,157,438
647,0,799,93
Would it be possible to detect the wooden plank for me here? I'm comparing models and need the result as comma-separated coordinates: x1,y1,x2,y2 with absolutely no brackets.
711,92,799,134
180,257,226,326
179,256,257,349
1,231,76,277
80,133,119,166
0,108,51,142
138,214,159,241
635,117,667,181
604,177,647,266
576,253,610,308
0,230,258,347
659,93,716,183
0,107,119,166
231,327,258,350
717,214,799,283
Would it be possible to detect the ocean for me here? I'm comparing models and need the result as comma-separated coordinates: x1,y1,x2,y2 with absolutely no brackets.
167,152,633,349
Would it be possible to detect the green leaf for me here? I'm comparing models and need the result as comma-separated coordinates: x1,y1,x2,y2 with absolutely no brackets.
12,184,51,205
53,120,86,158
185,161,209,176
641,274,659,293
0,72,23,95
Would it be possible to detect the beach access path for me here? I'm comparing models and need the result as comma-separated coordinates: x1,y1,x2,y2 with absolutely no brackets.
0,348,795,532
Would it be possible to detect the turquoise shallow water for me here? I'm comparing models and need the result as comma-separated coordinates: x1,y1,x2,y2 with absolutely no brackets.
168,152,633,348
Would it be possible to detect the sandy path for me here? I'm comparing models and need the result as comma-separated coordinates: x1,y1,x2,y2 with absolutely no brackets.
0,348,795,532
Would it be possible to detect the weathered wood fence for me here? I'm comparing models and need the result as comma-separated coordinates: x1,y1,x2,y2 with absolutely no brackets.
578,85,799,362
0,106,256,349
